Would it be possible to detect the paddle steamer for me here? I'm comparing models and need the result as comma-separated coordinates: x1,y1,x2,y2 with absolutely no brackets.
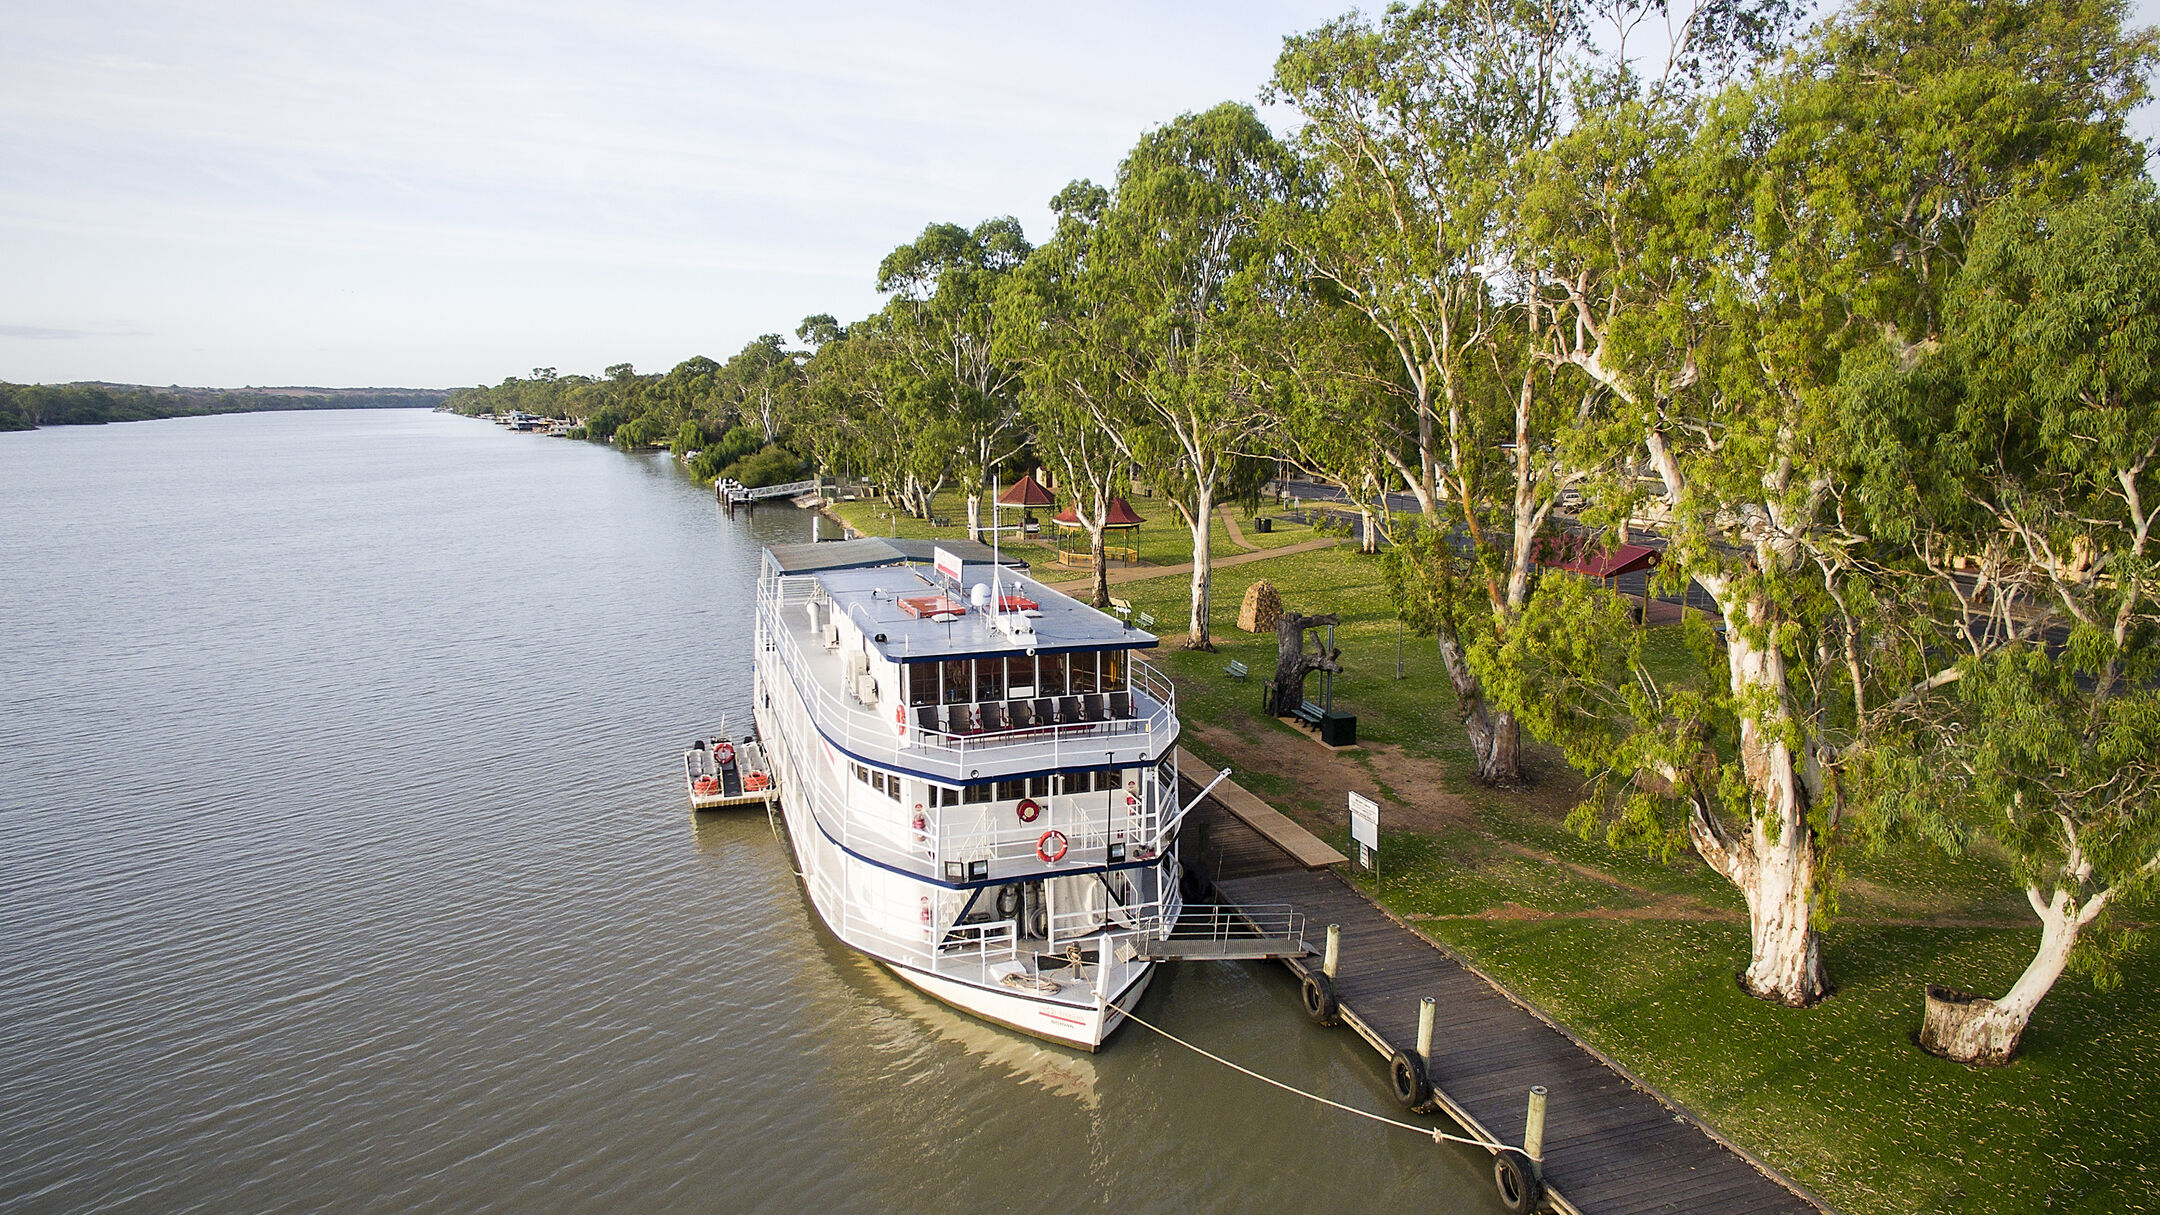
752,538,1188,1049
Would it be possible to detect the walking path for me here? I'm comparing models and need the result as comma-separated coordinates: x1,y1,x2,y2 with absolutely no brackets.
1040,534,1346,592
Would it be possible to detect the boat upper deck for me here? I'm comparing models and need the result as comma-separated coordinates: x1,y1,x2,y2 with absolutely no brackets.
757,544,1178,782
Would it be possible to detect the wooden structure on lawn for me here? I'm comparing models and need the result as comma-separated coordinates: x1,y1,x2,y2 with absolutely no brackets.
1537,536,1663,621
1052,495,1145,569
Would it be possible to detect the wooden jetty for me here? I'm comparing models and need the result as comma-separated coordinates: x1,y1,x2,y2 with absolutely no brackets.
1181,768,1825,1215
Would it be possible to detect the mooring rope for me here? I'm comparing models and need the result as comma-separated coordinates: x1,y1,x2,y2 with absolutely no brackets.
1121,1009,1488,1149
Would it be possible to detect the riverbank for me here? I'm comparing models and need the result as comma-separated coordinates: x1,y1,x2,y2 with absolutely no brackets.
823,489,2160,1215
0,381,447,430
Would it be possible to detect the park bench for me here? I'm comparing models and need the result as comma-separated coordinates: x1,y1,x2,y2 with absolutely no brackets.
1291,700,1327,726
1136,611,1156,631
1223,660,1249,681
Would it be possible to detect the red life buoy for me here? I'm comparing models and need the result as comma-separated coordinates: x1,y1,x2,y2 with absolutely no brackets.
920,895,933,924
895,705,907,736
1015,798,1042,823
692,775,719,795
1036,829,1069,864
716,741,735,765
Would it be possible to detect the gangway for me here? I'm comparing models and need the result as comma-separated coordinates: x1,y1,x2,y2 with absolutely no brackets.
717,477,820,505
1138,902,1306,961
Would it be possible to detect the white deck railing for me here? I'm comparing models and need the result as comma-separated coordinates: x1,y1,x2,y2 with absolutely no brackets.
760,576,1180,784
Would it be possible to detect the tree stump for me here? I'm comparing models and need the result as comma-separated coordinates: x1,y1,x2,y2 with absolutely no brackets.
1267,611,1341,716
1917,984,2025,1065
1238,580,1283,633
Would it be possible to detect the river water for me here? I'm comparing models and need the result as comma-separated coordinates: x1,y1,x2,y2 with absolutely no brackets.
1,409,1500,1214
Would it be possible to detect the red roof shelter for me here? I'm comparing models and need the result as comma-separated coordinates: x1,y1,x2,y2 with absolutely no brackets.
996,472,1057,508
1536,535,1661,580
1051,496,1146,568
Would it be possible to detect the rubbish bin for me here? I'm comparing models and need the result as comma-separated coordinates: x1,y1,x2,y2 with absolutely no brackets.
1256,517,1273,534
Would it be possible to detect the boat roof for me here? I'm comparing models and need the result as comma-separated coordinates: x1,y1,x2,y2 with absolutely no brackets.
764,537,1025,576
772,550,1158,661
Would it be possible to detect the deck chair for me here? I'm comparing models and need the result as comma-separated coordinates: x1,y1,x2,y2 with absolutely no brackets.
979,702,1009,733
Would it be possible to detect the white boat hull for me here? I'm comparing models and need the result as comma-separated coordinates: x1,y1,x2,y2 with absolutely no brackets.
885,958,1155,1053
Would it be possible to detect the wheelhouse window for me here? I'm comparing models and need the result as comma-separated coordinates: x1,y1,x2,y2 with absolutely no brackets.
1101,651,1127,692
1037,653,1067,697
1069,651,1099,694
941,659,971,705
906,663,939,707
974,657,1006,702
1006,655,1036,697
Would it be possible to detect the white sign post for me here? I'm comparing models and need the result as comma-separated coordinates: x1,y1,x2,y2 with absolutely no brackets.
1349,791,1379,874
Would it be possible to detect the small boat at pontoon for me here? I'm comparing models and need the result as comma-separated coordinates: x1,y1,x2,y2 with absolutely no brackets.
685,724,777,811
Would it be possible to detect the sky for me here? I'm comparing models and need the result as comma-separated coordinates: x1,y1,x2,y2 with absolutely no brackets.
1,0,1349,389
5,0,2159,390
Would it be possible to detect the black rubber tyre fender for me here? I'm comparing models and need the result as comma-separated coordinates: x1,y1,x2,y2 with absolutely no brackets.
1387,1048,1429,1109
1491,1147,1542,1214
1298,973,1340,1026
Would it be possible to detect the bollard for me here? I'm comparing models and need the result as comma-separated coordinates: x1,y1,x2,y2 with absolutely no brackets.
1524,1085,1548,1165
1417,996,1436,1066
1323,924,1341,980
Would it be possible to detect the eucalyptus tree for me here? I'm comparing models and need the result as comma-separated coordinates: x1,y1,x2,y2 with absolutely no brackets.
788,315,855,478
1088,103,1292,649
1268,0,1599,782
876,218,1033,540
1510,0,2153,1006
998,181,1135,609
718,334,804,446
1848,184,2160,1063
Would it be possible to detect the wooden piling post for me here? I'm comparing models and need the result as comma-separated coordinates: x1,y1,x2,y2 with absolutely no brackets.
1323,924,1340,980
1417,996,1436,1066
1524,1085,1548,1166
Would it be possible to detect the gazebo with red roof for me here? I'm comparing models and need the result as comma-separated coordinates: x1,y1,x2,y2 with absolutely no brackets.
1051,495,1146,568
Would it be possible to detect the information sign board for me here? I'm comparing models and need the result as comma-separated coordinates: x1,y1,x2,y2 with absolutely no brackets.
1349,791,1379,852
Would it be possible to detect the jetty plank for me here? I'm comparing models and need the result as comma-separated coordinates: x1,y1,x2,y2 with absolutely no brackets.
1183,793,1822,1215
1177,746,1347,868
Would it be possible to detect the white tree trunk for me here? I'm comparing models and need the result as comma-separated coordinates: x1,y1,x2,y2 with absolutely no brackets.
1689,621,1829,1005
1188,481,1215,649
1920,884,2094,1064
966,488,982,542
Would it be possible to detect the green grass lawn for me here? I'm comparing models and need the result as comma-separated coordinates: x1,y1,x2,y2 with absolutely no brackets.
824,488,1317,566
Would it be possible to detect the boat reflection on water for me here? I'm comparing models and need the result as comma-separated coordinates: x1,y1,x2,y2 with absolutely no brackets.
857,959,1103,1108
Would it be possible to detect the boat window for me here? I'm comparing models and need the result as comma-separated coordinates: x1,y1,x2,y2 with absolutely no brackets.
1096,770,1121,793
997,778,1026,801
1101,651,1126,692
870,770,886,795
1027,775,1051,799
963,783,993,804
974,658,1006,702
854,764,870,785
1005,654,1036,696
927,784,960,807
1069,651,1099,694
941,659,971,705
906,663,939,707
886,775,902,802
1037,653,1067,697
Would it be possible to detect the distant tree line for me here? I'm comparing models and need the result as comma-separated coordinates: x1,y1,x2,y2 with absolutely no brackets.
458,0,2160,1059
0,382,447,431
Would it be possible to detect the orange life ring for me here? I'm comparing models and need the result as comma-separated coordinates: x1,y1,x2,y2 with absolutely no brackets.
1015,798,1042,823
894,705,907,736
715,741,735,765
1036,829,1069,864
743,772,769,791
691,775,720,794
